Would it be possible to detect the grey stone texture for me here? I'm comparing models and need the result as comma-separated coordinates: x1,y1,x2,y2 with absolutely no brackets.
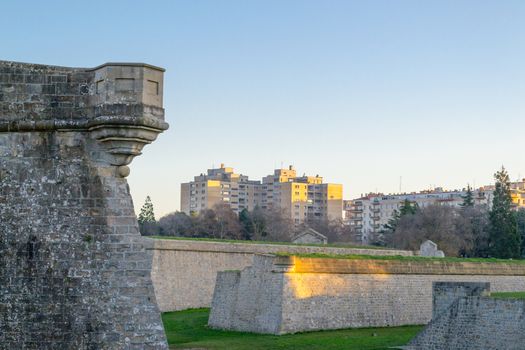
431,281,490,320
208,255,285,334
419,240,445,257
407,282,525,350
149,238,415,311
0,61,169,349
208,255,525,335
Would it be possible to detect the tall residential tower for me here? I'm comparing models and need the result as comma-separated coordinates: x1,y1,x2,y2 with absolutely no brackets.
181,165,343,224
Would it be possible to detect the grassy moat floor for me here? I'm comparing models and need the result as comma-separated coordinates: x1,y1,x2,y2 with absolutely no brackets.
162,308,422,350
490,291,525,299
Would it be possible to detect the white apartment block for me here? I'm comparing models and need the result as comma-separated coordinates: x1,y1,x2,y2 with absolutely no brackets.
181,164,261,215
345,187,494,244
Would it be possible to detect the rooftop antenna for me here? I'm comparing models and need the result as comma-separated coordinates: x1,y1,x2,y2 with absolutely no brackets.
399,176,402,193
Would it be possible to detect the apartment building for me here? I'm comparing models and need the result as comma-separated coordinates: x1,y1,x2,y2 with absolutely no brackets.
180,164,261,215
260,167,343,224
489,178,525,208
181,165,343,224
344,187,494,244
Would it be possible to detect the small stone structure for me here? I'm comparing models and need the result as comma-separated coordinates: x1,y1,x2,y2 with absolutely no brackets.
419,240,444,257
149,238,414,311
0,61,168,349
406,282,525,350
291,228,328,244
208,254,525,334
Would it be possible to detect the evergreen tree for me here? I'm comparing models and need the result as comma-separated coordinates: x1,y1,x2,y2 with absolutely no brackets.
138,196,156,224
239,207,267,241
516,209,525,257
399,199,418,216
239,208,253,240
461,185,475,207
488,167,521,258
379,199,418,246
384,199,418,232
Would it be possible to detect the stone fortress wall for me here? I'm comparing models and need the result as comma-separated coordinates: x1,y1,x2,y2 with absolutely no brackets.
148,238,414,311
406,282,525,350
208,255,525,334
0,61,168,349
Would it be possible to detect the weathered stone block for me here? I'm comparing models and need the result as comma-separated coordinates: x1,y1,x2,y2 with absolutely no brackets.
419,240,445,257
431,281,490,320
406,282,525,350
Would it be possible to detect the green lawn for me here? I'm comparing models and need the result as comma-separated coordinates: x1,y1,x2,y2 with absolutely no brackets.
490,291,525,299
162,308,422,350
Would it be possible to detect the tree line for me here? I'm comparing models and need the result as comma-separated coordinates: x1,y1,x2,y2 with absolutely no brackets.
138,199,356,243
138,166,524,259
378,167,524,259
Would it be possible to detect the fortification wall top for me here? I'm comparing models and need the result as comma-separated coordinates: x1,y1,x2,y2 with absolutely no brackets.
0,60,169,177
0,60,167,132
274,256,525,275
149,238,415,256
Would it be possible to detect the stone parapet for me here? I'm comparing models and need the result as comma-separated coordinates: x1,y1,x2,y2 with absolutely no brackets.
0,60,168,177
150,238,414,256
278,256,525,275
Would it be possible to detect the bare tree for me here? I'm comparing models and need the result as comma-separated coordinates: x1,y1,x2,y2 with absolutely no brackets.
299,218,358,244
261,208,294,242
190,208,218,238
388,205,467,256
158,212,193,236
457,206,490,257
212,203,243,239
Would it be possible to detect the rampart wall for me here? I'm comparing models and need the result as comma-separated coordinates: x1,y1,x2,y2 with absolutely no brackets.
148,238,413,311
407,282,525,350
208,255,525,334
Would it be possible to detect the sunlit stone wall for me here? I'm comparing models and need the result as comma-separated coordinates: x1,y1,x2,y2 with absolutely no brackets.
149,238,414,311
208,255,525,334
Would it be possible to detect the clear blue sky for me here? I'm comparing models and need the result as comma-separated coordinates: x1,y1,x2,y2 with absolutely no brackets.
3,0,525,217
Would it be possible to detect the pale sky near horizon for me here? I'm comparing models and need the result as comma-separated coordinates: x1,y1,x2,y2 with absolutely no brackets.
2,0,525,217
